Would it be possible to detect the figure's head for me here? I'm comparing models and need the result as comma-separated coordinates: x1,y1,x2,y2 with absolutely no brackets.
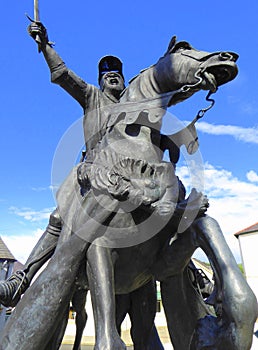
153,36,238,106
98,55,125,97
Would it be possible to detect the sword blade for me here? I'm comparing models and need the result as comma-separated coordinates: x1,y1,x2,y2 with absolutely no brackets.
34,0,40,22
33,0,41,52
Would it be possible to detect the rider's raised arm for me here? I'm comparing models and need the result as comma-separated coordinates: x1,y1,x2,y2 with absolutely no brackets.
28,22,87,108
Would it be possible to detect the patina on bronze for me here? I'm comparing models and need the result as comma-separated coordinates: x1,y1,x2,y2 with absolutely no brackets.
0,9,257,350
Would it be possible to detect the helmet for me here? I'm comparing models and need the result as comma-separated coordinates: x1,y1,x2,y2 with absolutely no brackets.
98,55,124,83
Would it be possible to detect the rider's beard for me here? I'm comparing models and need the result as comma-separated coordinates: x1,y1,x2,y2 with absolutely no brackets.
103,83,124,100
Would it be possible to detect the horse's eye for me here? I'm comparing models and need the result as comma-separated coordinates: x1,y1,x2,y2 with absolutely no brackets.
173,41,192,53
176,47,188,53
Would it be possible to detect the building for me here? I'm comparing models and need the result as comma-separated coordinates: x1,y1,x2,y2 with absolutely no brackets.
0,237,16,331
234,222,258,301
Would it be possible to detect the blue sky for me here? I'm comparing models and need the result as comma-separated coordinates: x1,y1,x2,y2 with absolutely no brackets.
1,0,258,263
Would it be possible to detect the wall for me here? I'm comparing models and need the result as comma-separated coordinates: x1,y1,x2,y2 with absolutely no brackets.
238,231,258,300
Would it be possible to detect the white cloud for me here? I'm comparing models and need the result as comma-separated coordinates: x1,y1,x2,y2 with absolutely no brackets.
241,102,258,116
1,229,44,264
246,170,258,183
177,163,258,262
31,186,50,192
31,185,59,192
196,121,258,144
9,207,54,222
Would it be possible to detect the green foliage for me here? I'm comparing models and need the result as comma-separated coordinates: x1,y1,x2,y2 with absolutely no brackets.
238,263,244,274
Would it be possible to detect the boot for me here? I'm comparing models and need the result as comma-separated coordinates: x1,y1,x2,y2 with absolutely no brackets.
0,209,61,307
0,271,29,307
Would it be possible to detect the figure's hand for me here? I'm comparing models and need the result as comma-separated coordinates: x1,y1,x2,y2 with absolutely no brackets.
27,22,49,46
186,188,209,214
152,200,177,217
175,188,209,217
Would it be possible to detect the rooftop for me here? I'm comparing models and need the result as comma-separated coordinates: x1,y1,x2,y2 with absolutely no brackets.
0,236,16,261
234,222,258,237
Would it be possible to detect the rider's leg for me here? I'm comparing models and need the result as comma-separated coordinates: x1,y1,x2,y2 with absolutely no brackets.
0,209,62,307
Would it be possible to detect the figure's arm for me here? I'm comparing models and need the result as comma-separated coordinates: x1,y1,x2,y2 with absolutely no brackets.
28,22,87,107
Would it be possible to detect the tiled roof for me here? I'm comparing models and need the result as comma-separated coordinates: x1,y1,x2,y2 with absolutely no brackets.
192,258,213,281
13,260,24,272
0,237,16,260
234,222,258,237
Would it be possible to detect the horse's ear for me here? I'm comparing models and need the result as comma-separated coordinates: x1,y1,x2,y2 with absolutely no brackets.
165,35,177,54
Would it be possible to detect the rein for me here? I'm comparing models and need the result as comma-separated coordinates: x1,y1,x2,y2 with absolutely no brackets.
164,76,218,156
194,90,217,123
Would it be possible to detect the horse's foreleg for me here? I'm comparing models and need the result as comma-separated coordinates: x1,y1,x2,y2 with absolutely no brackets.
192,215,258,350
43,303,71,350
86,244,126,350
0,233,89,350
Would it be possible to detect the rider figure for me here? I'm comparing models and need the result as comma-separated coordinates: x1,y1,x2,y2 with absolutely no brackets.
0,21,125,307
0,22,207,309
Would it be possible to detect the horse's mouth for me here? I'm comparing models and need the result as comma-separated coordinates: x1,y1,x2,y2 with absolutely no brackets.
201,63,238,92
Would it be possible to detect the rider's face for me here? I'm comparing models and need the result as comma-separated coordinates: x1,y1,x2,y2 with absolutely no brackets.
100,72,125,96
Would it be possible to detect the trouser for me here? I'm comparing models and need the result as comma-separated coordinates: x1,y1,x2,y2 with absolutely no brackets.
23,208,62,284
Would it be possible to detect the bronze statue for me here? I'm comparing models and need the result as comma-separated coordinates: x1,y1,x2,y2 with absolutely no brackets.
0,12,257,350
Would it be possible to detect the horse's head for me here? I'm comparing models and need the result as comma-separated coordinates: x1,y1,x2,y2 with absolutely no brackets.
154,36,238,105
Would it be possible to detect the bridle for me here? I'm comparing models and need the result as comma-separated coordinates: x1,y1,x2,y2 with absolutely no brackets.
179,67,217,123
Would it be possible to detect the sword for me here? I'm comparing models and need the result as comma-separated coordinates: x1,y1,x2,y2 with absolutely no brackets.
26,0,41,52
33,0,41,52
33,0,40,22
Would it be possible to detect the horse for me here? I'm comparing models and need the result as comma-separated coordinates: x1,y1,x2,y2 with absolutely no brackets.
0,36,256,350
42,265,165,350
49,260,212,350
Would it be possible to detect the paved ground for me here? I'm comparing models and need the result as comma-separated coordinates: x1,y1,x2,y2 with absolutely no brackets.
60,344,175,350
60,326,171,349
60,323,258,350
60,345,133,350
60,346,92,350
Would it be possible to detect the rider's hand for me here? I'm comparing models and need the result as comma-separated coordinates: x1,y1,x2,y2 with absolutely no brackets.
27,22,49,46
188,188,209,214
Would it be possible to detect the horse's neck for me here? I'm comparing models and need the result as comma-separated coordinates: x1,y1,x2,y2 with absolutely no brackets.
99,67,179,163
121,66,165,102
120,67,180,126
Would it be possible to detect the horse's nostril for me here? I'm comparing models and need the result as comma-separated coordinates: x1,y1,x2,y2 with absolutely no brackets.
219,52,234,61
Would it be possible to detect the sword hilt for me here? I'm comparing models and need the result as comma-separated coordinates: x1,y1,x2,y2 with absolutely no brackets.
35,34,41,53
26,14,42,53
